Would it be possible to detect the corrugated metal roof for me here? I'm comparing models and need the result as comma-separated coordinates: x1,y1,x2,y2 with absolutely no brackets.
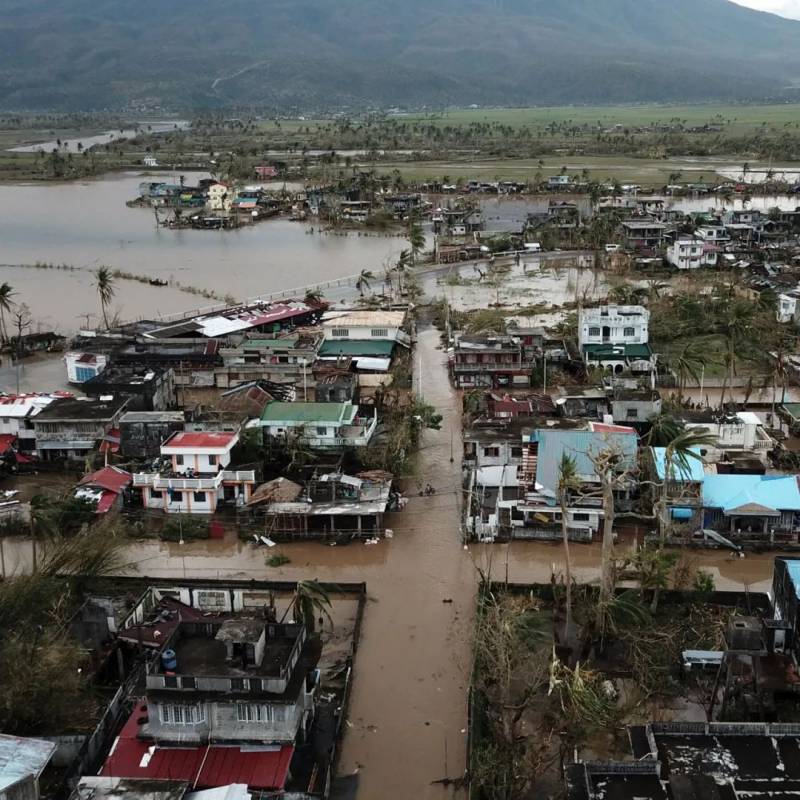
534,429,638,496
652,447,705,482
0,735,55,790
319,340,394,357
703,475,800,514
162,431,237,450
102,703,291,790
79,465,132,494
260,401,354,424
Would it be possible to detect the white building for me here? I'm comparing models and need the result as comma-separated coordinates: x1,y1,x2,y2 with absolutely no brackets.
696,225,730,244
142,155,159,168
578,305,649,349
65,352,108,384
133,430,256,514
321,310,410,345
207,183,232,212
684,410,773,465
667,237,705,270
0,394,62,451
258,401,378,449
778,291,800,324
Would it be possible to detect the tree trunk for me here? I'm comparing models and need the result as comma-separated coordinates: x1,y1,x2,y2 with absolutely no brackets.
560,496,572,640
597,481,615,636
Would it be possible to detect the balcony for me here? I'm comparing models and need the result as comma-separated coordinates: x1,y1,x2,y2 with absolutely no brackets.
133,469,255,490
452,360,526,373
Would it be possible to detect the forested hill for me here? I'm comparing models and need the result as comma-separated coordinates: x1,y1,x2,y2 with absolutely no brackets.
1,0,799,110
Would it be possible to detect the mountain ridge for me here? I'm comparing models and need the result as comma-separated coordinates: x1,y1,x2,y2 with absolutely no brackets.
0,0,798,110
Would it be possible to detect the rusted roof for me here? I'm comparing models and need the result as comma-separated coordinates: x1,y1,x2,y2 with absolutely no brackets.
247,477,303,506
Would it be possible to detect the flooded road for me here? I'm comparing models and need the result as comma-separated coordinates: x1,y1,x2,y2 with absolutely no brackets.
0,327,788,798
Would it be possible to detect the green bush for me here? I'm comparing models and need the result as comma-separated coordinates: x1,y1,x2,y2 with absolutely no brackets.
160,516,209,541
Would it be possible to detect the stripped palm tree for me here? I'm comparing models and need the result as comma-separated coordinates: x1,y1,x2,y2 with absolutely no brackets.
355,269,374,297
673,341,707,402
94,266,116,330
282,579,333,634
407,224,425,263
0,283,16,344
557,454,581,639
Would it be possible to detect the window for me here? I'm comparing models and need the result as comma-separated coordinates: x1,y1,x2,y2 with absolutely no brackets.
150,489,162,500
182,676,196,689
623,327,635,337
249,678,262,692
316,426,328,436
160,703,205,725
511,447,523,459
626,408,639,419
588,326,601,337
483,447,500,457
164,675,178,688
193,491,206,503
237,703,284,724
175,455,184,466
331,328,349,337
573,513,590,522
231,678,246,691
371,328,388,337
208,455,218,466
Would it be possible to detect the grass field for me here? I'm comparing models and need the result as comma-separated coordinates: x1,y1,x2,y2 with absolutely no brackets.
373,154,792,185
395,103,800,134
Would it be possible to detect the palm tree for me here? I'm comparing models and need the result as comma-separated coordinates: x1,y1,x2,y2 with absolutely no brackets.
557,454,580,639
407,224,425,263
94,267,116,330
673,341,707,402
303,289,324,306
645,412,684,447
720,300,755,408
393,249,412,294
286,579,333,634
0,283,16,343
355,269,374,297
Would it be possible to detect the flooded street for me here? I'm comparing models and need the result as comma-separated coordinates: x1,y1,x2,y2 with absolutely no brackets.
0,328,785,799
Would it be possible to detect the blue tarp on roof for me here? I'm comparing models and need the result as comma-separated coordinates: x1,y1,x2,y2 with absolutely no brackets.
652,446,705,482
534,429,638,498
786,560,800,595
702,474,800,513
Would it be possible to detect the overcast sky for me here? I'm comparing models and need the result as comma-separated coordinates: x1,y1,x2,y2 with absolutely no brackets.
730,0,800,19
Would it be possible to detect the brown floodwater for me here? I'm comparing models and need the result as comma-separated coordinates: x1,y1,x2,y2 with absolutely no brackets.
0,327,786,799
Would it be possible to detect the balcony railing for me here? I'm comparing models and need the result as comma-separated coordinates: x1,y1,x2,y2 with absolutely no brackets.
452,361,526,373
133,470,256,490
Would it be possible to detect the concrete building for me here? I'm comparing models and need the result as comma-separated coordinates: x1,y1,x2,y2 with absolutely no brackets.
119,411,185,459
579,305,649,349
258,401,377,449
133,430,256,514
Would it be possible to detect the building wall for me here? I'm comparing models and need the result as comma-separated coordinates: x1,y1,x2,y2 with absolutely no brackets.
579,306,649,347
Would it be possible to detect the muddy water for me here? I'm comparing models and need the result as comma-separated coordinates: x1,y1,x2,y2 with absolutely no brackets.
0,172,406,333
8,121,188,153
0,327,786,798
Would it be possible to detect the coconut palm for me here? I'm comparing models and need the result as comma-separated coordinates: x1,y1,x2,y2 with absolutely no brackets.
0,283,16,343
720,300,755,408
393,249,412,293
303,289,324,306
355,269,374,297
557,454,580,639
407,224,425,263
287,579,333,634
94,266,116,329
673,341,707,401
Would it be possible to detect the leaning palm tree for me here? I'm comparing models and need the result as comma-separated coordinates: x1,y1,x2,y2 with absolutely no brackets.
557,454,581,639
284,579,333,634
0,283,16,344
94,266,116,330
393,249,412,294
355,269,374,297
673,341,707,402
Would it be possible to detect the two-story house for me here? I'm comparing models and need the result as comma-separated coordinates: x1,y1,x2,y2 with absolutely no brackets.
0,393,65,455
578,305,655,375
696,224,730,245
104,589,320,792
259,401,377,449
451,333,535,389
133,430,256,513
620,220,665,251
217,332,322,391
680,409,774,465
667,236,705,270
32,395,129,461
321,310,409,347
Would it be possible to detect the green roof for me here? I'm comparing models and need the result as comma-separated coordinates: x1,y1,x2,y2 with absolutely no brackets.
260,401,355,424
319,339,395,357
582,343,652,360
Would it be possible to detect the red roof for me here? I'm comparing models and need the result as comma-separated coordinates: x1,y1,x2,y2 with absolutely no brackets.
78,465,131,494
94,491,120,515
102,703,293,790
99,427,121,454
162,431,237,450
590,422,637,434
0,434,16,455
